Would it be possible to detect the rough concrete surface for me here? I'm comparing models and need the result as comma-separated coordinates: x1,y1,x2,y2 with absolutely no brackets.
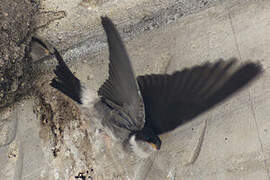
0,0,38,108
1,0,270,179
35,0,220,65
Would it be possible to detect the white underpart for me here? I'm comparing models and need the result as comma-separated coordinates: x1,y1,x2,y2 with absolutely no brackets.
129,135,151,159
81,86,98,108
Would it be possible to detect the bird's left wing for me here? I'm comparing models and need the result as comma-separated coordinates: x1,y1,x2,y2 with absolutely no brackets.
137,58,262,135
98,17,145,130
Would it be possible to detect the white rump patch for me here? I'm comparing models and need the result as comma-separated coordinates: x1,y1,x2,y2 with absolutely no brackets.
81,86,98,108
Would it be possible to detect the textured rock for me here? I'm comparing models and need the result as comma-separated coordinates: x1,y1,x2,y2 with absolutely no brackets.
0,0,39,108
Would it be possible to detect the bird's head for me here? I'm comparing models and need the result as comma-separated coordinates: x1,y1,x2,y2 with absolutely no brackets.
129,128,161,158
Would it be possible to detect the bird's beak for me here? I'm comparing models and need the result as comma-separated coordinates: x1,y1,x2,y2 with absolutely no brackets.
150,143,158,150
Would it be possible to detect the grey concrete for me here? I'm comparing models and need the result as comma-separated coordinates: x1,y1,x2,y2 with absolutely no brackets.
1,0,270,179
35,0,220,65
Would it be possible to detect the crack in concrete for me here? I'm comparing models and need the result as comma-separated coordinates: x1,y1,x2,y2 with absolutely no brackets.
223,4,242,61
186,118,208,165
14,143,23,180
163,55,173,74
248,90,270,179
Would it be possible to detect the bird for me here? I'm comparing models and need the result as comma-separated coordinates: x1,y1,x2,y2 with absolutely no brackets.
36,16,262,158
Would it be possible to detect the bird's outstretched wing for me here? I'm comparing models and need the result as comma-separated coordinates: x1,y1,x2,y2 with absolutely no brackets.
98,17,145,130
137,58,262,135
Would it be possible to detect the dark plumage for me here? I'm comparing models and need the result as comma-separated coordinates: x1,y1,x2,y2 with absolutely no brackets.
137,59,262,135
50,47,82,104
33,16,262,158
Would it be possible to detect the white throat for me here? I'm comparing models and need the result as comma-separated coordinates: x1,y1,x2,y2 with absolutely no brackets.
129,135,151,158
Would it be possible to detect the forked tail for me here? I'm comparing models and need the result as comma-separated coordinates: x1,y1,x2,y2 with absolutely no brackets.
32,37,83,104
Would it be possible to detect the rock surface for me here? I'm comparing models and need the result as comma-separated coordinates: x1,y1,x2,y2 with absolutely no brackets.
1,0,270,179
0,0,38,108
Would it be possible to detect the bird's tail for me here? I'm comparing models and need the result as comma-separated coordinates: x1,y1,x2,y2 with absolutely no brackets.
31,37,83,104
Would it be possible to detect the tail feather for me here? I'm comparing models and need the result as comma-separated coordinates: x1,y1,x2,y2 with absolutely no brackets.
50,47,82,104
31,36,83,105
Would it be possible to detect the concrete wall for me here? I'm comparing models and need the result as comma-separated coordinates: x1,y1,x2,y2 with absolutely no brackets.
1,0,270,179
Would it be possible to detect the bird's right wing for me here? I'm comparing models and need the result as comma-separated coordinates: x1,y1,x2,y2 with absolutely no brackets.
98,17,145,131
137,58,262,135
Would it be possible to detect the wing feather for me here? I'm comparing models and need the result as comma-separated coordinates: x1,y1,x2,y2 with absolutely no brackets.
98,17,145,130
137,58,262,135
